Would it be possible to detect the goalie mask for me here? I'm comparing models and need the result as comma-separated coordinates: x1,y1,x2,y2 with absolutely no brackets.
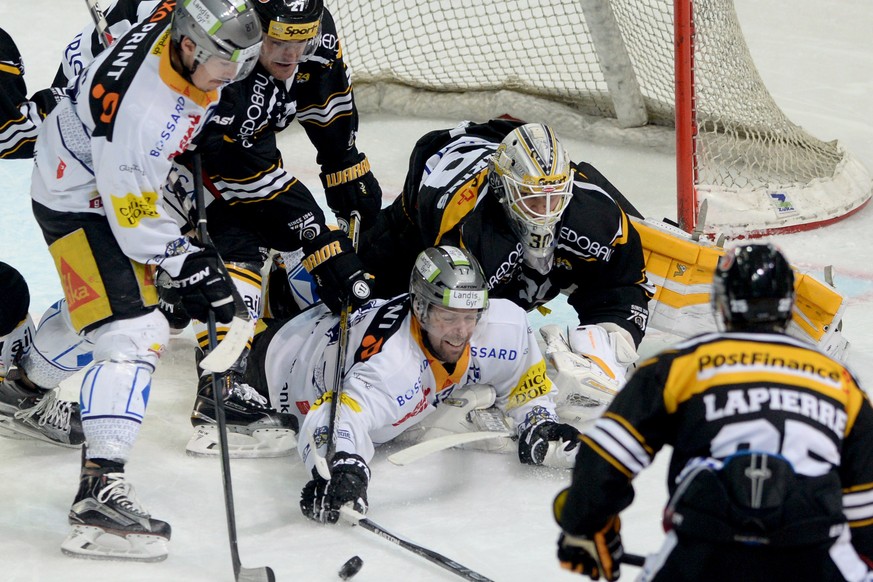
713,243,795,332
409,246,489,364
172,0,263,85
490,123,573,260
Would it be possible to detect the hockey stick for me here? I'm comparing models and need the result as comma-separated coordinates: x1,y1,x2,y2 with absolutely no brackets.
340,507,495,582
193,154,276,582
318,210,361,478
387,431,514,466
622,552,646,567
84,0,112,49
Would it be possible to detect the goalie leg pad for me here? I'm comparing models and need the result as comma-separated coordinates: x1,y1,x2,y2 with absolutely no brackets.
185,424,297,458
61,525,169,562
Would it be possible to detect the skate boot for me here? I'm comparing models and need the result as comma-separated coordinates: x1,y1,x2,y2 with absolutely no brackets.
62,459,170,562
0,367,84,447
187,371,298,458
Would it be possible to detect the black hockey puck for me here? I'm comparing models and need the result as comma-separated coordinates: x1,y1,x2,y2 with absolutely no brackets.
339,555,364,579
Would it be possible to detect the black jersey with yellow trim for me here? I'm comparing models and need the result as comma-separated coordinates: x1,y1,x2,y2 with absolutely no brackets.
559,329,873,559
364,118,651,344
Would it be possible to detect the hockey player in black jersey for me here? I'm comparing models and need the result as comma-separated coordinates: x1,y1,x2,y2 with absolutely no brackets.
175,0,382,454
0,262,84,446
360,118,653,414
0,27,64,159
553,243,873,581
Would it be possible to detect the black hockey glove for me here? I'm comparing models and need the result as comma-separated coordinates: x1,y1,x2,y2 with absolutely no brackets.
302,230,373,314
555,510,623,581
300,452,370,524
157,292,192,333
320,153,382,230
155,246,240,324
518,421,581,466
29,87,66,117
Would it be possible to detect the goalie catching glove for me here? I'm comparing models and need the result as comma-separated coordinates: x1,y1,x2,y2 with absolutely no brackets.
320,152,382,230
300,452,370,524
518,419,581,466
302,230,374,314
155,245,241,324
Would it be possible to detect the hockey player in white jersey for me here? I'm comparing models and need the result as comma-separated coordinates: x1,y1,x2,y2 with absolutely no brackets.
28,0,263,562
245,245,582,523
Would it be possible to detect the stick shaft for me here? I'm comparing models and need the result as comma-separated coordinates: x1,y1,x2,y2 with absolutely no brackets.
324,211,361,467
193,154,274,582
356,516,495,582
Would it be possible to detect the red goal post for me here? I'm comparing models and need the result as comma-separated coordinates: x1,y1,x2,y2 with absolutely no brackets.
330,0,872,237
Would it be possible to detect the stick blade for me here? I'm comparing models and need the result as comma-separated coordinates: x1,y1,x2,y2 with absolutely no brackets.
237,565,276,582
387,431,514,466
200,315,255,373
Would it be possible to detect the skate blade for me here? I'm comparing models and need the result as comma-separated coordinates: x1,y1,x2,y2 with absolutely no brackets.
0,420,30,440
185,425,297,458
61,525,168,562
0,417,81,448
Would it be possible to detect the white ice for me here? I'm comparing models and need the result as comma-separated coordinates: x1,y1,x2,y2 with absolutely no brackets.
0,1,871,580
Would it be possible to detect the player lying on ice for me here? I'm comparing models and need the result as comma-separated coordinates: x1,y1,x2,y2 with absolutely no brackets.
243,245,583,524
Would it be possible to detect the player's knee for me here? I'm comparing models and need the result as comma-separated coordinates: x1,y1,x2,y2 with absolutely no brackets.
90,309,169,369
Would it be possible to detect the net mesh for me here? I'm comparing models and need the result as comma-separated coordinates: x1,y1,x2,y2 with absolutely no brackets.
331,0,871,234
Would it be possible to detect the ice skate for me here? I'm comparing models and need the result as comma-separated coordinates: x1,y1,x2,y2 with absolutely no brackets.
187,371,298,458
62,463,170,562
0,368,84,447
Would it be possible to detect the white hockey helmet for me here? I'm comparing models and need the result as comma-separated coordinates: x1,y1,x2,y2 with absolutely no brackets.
490,123,573,258
171,0,263,84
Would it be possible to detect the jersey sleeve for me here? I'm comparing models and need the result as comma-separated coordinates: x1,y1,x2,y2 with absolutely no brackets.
558,354,673,535
0,27,40,159
55,0,159,87
565,198,653,346
295,10,362,170
838,382,873,562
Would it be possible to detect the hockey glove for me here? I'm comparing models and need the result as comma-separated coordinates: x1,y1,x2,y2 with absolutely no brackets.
555,512,623,581
302,230,373,314
518,421,581,466
157,293,192,333
300,452,370,524
320,153,382,230
156,246,240,324
29,87,66,117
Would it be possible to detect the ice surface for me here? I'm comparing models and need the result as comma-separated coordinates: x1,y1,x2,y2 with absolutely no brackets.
0,1,870,580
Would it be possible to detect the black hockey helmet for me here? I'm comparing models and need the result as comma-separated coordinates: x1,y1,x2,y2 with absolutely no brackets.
713,243,795,332
254,0,323,48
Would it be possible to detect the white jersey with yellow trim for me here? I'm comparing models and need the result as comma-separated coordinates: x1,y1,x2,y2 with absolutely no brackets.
30,12,219,277
259,295,559,473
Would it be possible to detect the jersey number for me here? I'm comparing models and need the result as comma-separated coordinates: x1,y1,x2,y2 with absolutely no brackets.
710,418,839,477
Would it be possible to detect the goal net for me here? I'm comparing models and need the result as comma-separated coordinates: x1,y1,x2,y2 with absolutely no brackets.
329,0,872,237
